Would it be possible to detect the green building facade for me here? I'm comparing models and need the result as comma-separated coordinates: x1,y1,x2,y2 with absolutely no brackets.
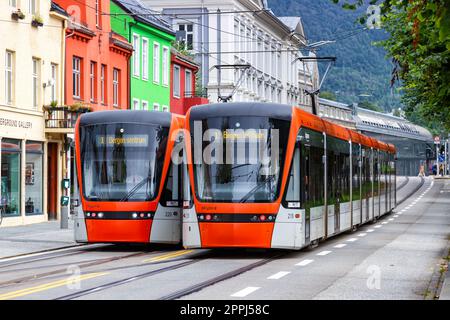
110,0,175,111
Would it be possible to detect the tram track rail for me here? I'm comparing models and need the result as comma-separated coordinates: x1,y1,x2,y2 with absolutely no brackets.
397,177,425,206
54,252,211,300
158,252,286,300
0,251,152,289
0,244,115,272
396,176,410,192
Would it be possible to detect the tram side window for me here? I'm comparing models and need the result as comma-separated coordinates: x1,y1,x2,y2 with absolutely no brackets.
362,147,372,199
285,147,301,203
299,128,325,208
373,150,379,197
327,136,350,204
352,143,361,202
327,147,337,206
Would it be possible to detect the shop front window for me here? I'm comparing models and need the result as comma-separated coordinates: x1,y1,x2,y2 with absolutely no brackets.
25,141,43,215
1,139,21,217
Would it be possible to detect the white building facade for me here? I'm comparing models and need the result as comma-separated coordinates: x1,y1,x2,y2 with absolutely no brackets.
142,0,319,111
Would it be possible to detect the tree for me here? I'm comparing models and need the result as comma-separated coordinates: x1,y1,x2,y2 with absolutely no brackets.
320,91,338,101
359,100,383,112
333,0,450,134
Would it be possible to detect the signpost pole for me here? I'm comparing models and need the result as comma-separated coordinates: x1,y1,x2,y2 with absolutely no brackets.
435,136,440,176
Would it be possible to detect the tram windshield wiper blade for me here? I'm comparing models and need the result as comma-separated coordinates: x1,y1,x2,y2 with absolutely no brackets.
239,175,275,203
120,176,151,202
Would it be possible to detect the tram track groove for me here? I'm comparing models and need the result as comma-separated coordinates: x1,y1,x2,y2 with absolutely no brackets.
396,177,425,206
54,259,204,300
396,176,410,192
158,252,286,300
0,251,152,289
0,244,108,269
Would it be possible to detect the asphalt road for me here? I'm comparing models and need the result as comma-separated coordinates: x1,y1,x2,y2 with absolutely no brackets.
0,176,448,300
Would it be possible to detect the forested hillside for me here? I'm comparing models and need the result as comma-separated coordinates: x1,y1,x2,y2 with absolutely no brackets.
269,0,401,111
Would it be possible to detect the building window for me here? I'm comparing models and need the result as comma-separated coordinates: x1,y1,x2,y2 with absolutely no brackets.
90,61,96,103
72,56,81,99
173,65,180,98
142,38,148,80
162,105,168,112
162,46,169,86
132,34,140,77
153,103,160,111
100,64,106,104
153,42,160,83
9,0,17,7
113,68,119,107
50,63,57,103
32,58,40,109
142,100,148,110
185,69,192,97
133,98,140,110
1,139,21,217
29,0,36,14
5,51,14,106
178,23,194,50
25,141,43,216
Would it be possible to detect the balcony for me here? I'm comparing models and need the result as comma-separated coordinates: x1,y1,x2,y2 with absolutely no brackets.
183,89,210,113
44,105,90,134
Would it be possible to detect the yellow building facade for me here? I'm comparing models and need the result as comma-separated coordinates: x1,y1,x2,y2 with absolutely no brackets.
0,0,67,226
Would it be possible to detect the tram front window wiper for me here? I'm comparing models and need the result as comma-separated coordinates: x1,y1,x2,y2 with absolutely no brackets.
120,176,152,202
239,175,275,203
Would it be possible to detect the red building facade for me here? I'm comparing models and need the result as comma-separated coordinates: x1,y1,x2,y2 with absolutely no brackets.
55,0,132,111
170,49,208,115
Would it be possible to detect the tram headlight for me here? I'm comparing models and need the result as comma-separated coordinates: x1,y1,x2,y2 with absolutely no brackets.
97,213,104,219
259,215,266,221
86,212,91,217
132,213,138,219
205,214,212,221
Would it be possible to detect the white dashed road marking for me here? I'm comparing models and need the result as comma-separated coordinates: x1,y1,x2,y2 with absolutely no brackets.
334,244,347,248
317,250,332,256
231,287,260,298
267,271,290,280
296,259,314,267
347,238,358,242
358,233,367,237
366,229,374,233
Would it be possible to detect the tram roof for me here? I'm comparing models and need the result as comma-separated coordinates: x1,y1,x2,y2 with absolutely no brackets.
79,110,172,127
188,103,395,153
188,103,293,121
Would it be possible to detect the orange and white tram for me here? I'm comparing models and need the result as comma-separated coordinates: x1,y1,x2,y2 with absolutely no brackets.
182,103,396,249
74,110,184,244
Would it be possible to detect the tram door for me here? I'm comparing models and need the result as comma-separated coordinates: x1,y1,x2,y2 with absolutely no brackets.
301,144,311,245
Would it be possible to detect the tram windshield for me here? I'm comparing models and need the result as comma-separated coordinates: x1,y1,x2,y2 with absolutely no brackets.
191,116,290,203
80,123,169,202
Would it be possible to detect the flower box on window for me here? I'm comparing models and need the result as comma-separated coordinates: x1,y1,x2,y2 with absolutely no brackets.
31,15,43,28
11,10,25,21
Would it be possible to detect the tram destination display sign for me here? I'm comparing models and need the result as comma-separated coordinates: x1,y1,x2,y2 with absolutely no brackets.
96,135,149,147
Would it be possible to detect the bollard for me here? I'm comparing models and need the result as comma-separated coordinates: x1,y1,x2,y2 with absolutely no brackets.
60,206,69,229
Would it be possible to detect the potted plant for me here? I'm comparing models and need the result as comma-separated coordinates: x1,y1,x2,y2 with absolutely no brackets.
43,100,58,113
11,9,25,21
31,15,43,28
69,102,91,113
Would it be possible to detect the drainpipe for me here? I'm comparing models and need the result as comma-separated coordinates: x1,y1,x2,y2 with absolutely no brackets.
128,21,137,110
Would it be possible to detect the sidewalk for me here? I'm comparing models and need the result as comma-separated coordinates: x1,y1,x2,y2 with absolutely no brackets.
0,220,77,259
